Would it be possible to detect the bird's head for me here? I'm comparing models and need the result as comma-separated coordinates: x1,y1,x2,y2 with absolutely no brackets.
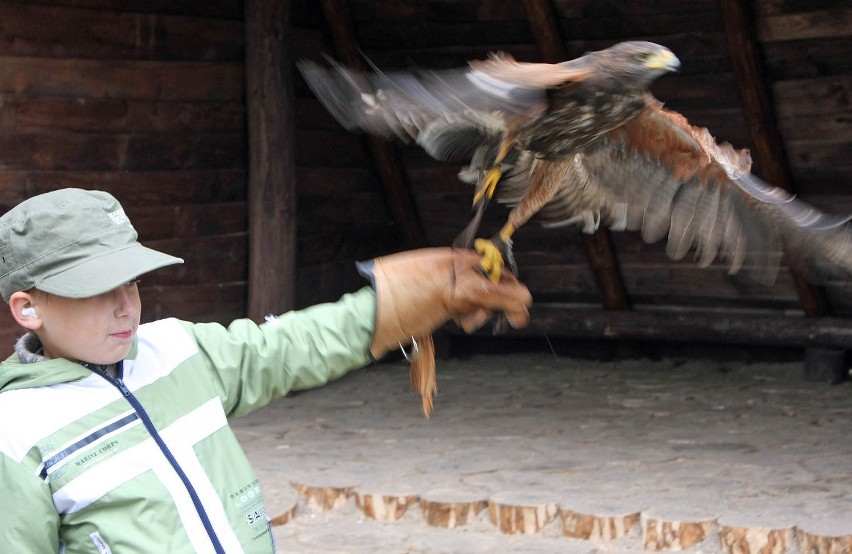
594,41,680,88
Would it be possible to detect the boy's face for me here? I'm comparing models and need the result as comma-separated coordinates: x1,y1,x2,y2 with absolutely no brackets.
35,282,142,365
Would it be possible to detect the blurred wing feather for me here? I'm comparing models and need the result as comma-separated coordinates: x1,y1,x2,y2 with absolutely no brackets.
298,53,591,163
499,102,852,284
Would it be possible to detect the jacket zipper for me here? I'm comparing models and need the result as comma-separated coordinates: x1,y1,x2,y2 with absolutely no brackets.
94,362,227,554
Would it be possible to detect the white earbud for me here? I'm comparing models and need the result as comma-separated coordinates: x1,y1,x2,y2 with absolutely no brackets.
21,307,38,319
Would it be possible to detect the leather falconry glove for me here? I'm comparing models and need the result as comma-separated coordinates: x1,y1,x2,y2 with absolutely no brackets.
357,247,533,417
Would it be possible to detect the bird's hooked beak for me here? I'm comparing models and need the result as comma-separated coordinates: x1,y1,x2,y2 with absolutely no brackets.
645,49,680,72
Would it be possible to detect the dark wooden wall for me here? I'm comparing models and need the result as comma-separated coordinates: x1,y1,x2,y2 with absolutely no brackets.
0,1,250,354
0,0,849,358
292,0,851,352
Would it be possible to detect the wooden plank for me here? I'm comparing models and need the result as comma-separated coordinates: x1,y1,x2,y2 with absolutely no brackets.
141,283,247,326
0,4,244,61
757,8,852,42
551,0,718,18
297,191,391,235
23,0,244,20
790,169,852,198
0,95,244,133
753,0,845,18
296,226,400,267
771,75,852,117
142,234,248,286
761,39,852,81
0,56,243,101
784,140,852,169
295,130,372,167
352,44,542,69
776,111,852,143
2,169,246,205
0,133,245,171
348,0,527,22
521,263,800,308
499,305,852,349
355,20,534,49
245,0,297,319
129,202,247,240
294,260,369,310
296,167,378,196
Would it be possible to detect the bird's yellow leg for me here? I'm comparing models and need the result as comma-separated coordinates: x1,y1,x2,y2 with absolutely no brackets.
474,222,516,283
472,166,502,205
471,136,515,207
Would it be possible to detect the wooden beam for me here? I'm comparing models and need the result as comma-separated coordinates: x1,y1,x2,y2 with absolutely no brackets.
244,0,297,319
319,0,428,248
502,304,852,350
521,0,630,311
717,0,830,317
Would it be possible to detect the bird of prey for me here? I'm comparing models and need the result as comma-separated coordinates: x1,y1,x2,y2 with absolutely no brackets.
298,41,852,286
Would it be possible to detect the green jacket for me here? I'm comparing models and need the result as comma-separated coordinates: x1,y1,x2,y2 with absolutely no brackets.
0,288,376,553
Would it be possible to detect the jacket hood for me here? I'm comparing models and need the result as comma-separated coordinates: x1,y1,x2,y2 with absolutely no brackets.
0,335,139,392
0,354,90,392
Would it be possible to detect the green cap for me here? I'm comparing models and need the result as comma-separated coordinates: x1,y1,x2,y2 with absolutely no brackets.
0,188,183,301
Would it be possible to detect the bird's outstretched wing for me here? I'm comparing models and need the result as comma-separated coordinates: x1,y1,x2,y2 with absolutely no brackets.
491,101,852,285
297,54,591,162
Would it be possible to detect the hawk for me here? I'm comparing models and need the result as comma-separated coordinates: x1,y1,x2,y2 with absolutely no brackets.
298,41,852,286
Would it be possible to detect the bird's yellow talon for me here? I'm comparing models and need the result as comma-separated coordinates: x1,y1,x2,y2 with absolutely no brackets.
472,166,503,206
474,238,504,283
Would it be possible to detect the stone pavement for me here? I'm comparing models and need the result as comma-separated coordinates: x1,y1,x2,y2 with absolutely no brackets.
232,352,852,553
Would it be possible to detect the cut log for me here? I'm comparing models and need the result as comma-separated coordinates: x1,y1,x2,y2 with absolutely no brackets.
642,513,717,551
560,507,640,541
719,525,793,554
488,492,558,534
796,527,852,554
257,479,299,527
290,482,353,512
269,503,297,527
419,488,488,529
354,492,419,521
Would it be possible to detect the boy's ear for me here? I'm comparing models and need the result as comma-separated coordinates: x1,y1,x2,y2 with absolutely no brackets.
8,292,43,330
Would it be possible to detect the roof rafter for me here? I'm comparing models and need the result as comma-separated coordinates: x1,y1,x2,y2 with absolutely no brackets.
521,0,631,311
718,0,831,317
319,0,428,249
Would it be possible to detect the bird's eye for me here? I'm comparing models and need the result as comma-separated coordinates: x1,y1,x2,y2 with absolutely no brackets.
635,52,651,62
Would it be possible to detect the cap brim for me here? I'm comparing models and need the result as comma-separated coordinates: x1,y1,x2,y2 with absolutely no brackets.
37,243,183,298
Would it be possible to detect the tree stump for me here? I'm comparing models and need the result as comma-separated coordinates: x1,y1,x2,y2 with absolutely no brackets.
642,513,717,551
354,491,419,521
419,488,488,529
260,480,299,526
719,525,793,554
488,492,558,534
290,481,353,511
560,507,640,541
796,526,852,553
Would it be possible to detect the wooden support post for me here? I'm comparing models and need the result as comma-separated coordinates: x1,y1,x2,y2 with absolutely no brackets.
244,0,297,319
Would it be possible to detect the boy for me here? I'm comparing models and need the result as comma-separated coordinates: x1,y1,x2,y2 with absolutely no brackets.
0,188,531,553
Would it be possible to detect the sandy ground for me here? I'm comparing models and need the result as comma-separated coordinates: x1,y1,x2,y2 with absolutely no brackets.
232,351,852,553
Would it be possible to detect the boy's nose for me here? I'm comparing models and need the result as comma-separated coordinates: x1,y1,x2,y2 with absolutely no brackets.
111,286,139,317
